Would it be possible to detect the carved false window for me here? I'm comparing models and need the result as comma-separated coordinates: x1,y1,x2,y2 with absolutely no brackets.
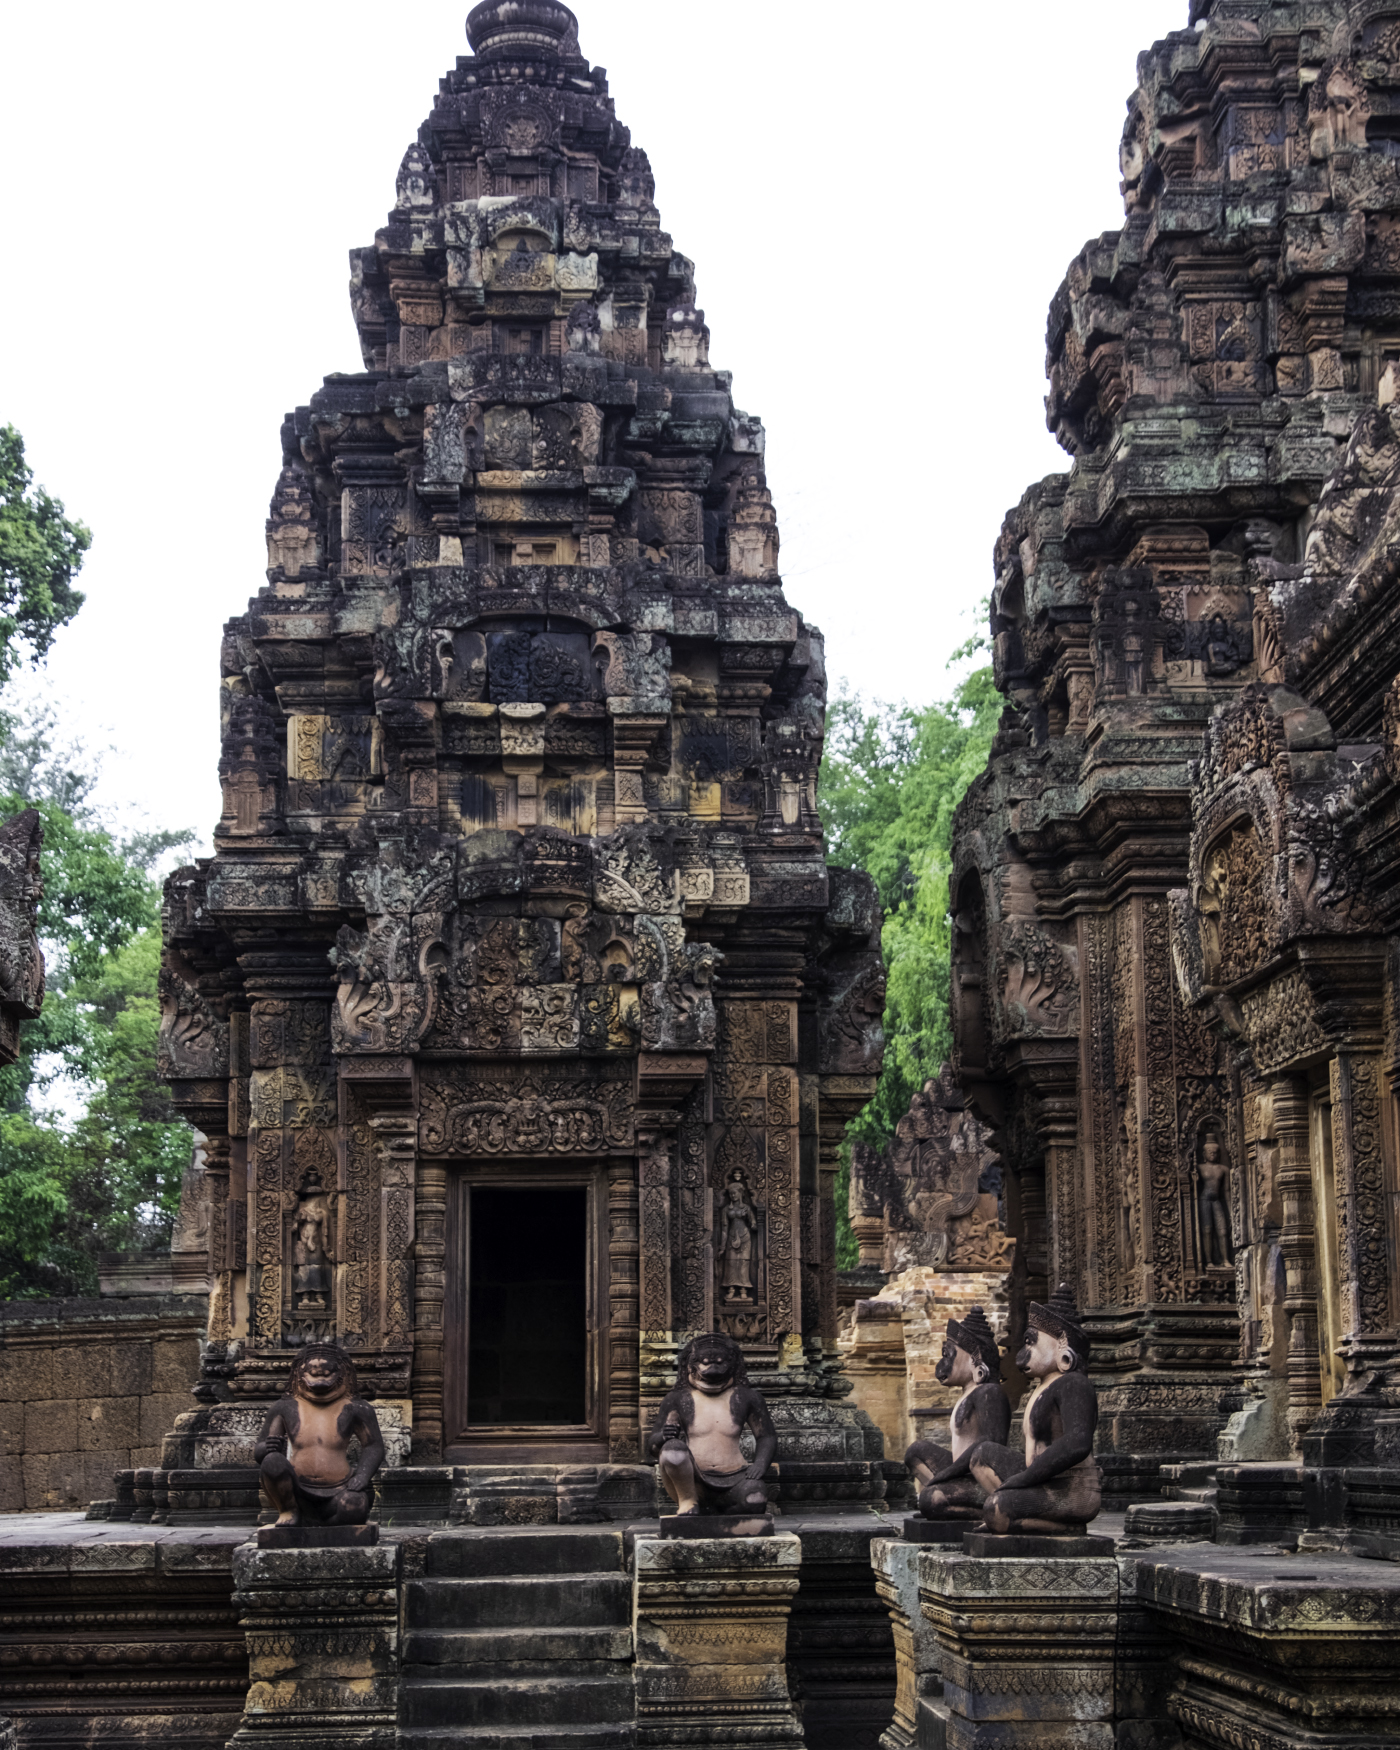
496,323,545,356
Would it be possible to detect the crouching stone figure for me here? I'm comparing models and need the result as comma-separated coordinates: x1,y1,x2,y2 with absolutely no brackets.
903,1305,1011,1520
964,1285,1102,1535
647,1332,776,1518
254,1343,385,1526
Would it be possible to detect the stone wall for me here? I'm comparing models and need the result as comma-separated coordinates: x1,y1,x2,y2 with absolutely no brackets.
0,1296,205,1512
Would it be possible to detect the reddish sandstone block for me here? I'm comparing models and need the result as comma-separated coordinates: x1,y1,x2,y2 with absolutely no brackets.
22,1451,83,1511
24,1399,76,1455
0,1348,53,1404
77,1396,141,1451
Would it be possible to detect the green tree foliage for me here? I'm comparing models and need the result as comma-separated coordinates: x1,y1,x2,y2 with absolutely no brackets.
0,426,89,686
819,660,1001,1266
0,706,195,1297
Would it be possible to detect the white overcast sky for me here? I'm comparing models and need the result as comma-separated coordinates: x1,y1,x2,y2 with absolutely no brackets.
0,0,1181,848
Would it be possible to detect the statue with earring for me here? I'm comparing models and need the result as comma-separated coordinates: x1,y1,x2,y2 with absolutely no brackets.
904,1306,1011,1523
964,1284,1102,1536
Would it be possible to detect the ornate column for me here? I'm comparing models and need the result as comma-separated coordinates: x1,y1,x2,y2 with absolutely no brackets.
633,1533,804,1750
1330,1050,1390,1361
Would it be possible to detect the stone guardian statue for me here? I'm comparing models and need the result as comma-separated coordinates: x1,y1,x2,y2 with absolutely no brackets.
965,1285,1102,1536
903,1306,1011,1520
647,1332,776,1530
255,1344,385,1529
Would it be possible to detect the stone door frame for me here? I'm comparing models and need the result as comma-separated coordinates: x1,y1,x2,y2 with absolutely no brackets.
442,1155,612,1463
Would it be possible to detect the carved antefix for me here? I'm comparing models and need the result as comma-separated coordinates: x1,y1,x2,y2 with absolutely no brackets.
156,0,882,1483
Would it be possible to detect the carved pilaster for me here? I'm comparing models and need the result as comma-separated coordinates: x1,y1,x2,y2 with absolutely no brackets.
412,1154,447,1462
1331,1052,1391,1354
203,1133,234,1347
820,1071,878,1345
1273,1075,1320,1452
608,1156,640,1461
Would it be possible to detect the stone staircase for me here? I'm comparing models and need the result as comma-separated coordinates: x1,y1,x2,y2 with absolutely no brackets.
398,1525,637,1749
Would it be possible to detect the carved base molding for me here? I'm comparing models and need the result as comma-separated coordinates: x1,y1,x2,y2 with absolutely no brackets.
872,1535,942,1750
227,1540,399,1750
919,1544,1119,1750
633,1532,806,1750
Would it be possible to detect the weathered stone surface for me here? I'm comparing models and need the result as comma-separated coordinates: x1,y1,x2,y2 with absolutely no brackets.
0,1297,204,1513
1124,1544,1400,1750
153,0,881,1514
0,1529,248,1745
633,1531,805,1748
919,1548,1120,1750
229,1540,399,1748
936,0,1400,1490
872,1535,941,1750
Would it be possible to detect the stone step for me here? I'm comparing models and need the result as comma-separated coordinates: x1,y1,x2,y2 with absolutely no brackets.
425,1527,626,1577
405,1574,632,1630
403,1624,633,1667
397,1727,635,1750
399,1672,635,1730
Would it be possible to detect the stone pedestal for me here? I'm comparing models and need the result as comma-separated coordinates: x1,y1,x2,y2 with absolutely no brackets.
872,1535,942,1750
227,1539,400,1749
633,1532,806,1748
918,1544,1119,1750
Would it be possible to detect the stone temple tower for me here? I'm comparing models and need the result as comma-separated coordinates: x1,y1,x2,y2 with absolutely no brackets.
155,0,886,1512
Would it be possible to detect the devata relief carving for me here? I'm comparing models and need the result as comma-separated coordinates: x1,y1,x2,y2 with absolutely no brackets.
153,0,881,1484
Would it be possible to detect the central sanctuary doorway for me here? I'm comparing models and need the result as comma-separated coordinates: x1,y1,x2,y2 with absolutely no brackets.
444,1165,607,1460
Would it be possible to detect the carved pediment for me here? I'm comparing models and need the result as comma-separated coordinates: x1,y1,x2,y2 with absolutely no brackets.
1178,684,1378,999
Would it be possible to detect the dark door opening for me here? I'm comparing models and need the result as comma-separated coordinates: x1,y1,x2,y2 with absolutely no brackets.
467,1185,588,1426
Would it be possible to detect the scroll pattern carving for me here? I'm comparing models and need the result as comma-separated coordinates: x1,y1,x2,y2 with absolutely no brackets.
1085,911,1119,1302
1332,1053,1389,1337
1144,898,1186,1303
675,1088,708,1333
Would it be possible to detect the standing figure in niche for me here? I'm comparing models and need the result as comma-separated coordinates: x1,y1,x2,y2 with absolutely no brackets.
647,1332,776,1519
904,1307,1011,1520
1198,1131,1233,1267
719,1169,759,1304
292,1196,331,1311
255,1345,385,1527
964,1285,1102,1535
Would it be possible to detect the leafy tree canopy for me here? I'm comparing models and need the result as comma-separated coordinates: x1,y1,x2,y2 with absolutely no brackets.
0,426,89,687
819,654,1001,1265
0,703,195,1298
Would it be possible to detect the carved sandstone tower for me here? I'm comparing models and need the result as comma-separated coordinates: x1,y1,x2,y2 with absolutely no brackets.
155,0,884,1503
951,0,1400,1493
